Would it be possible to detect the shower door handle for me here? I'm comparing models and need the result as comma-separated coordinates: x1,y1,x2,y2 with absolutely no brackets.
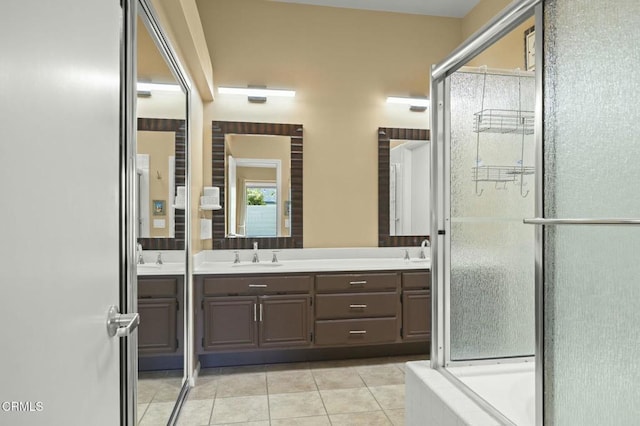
523,218,640,225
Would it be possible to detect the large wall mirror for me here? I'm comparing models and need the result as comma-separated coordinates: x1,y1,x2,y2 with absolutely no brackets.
212,121,303,249
135,0,191,424
378,127,431,246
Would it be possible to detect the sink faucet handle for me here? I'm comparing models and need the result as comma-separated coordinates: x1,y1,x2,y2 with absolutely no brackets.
271,250,280,263
252,242,260,263
233,251,241,264
403,249,410,261
156,252,163,265
137,243,144,265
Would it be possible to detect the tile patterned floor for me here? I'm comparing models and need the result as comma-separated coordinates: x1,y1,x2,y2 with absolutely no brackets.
136,355,426,426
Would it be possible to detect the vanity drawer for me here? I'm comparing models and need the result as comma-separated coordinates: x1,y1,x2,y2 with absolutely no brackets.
402,272,431,289
203,275,312,296
315,292,398,319
314,318,398,346
138,278,178,298
315,273,399,293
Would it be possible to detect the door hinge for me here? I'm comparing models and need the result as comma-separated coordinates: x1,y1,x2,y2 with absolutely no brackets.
176,301,179,311
310,298,313,306
310,332,313,342
201,337,204,348
438,230,446,235
400,327,403,337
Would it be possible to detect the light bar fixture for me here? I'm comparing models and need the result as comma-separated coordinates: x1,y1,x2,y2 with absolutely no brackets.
218,86,296,103
386,96,430,112
137,82,182,93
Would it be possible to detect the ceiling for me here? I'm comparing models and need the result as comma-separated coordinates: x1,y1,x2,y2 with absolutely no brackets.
268,0,481,18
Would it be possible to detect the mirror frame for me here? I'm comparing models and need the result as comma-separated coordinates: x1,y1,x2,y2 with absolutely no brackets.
212,121,303,249
378,127,431,247
136,117,186,250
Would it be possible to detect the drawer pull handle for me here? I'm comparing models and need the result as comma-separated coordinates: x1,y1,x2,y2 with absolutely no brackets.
349,330,367,335
349,281,367,286
349,304,367,309
248,284,268,288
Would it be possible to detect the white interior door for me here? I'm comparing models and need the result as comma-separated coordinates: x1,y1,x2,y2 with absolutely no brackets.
0,1,126,425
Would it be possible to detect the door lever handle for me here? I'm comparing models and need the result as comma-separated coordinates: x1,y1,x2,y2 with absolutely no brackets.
107,305,140,338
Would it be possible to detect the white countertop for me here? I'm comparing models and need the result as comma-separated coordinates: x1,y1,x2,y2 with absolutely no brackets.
136,247,431,276
194,257,430,275
194,247,430,275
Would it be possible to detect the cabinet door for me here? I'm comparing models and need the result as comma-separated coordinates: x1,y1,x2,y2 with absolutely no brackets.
138,298,178,355
402,290,431,341
259,295,311,348
203,296,258,351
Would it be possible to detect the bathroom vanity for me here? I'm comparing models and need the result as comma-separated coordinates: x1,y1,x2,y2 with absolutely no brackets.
193,254,430,367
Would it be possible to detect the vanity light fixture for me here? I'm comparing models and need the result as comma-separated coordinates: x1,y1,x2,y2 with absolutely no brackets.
137,82,182,93
386,96,430,112
218,86,296,103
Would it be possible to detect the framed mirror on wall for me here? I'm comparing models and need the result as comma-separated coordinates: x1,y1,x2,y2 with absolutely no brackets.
378,127,431,247
211,121,303,249
134,0,191,423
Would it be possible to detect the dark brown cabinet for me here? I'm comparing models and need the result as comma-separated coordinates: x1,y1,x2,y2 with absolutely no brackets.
259,295,312,348
315,272,401,347
196,269,430,366
199,275,313,352
203,296,258,351
137,276,183,365
138,298,178,353
401,272,431,342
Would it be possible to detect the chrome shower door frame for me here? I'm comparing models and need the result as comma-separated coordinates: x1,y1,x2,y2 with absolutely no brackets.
429,1,544,425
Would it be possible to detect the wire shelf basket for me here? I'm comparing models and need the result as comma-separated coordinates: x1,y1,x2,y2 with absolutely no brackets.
473,109,535,135
471,165,535,183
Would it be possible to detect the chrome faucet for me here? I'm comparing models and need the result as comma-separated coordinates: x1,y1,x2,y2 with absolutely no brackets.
233,250,241,264
252,242,259,263
403,249,410,261
156,252,163,265
419,239,430,259
137,243,144,265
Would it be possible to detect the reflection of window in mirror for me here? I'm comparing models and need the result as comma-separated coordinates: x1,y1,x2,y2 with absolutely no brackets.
389,140,431,236
244,183,278,237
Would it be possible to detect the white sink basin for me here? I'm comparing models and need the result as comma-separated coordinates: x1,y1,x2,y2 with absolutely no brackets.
231,262,283,268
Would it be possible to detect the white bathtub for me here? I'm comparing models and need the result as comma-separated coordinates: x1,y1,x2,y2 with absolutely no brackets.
448,363,535,426
406,361,535,425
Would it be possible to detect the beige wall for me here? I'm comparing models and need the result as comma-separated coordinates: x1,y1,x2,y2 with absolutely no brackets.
462,0,535,69
197,0,462,247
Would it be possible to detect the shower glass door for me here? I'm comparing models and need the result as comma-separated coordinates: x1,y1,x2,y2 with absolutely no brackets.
447,70,536,362
540,0,640,423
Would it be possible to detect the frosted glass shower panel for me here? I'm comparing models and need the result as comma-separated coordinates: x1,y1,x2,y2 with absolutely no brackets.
544,0,640,423
449,71,535,361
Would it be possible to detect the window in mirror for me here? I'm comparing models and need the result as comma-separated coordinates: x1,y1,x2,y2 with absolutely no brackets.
212,121,303,249
378,127,430,247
